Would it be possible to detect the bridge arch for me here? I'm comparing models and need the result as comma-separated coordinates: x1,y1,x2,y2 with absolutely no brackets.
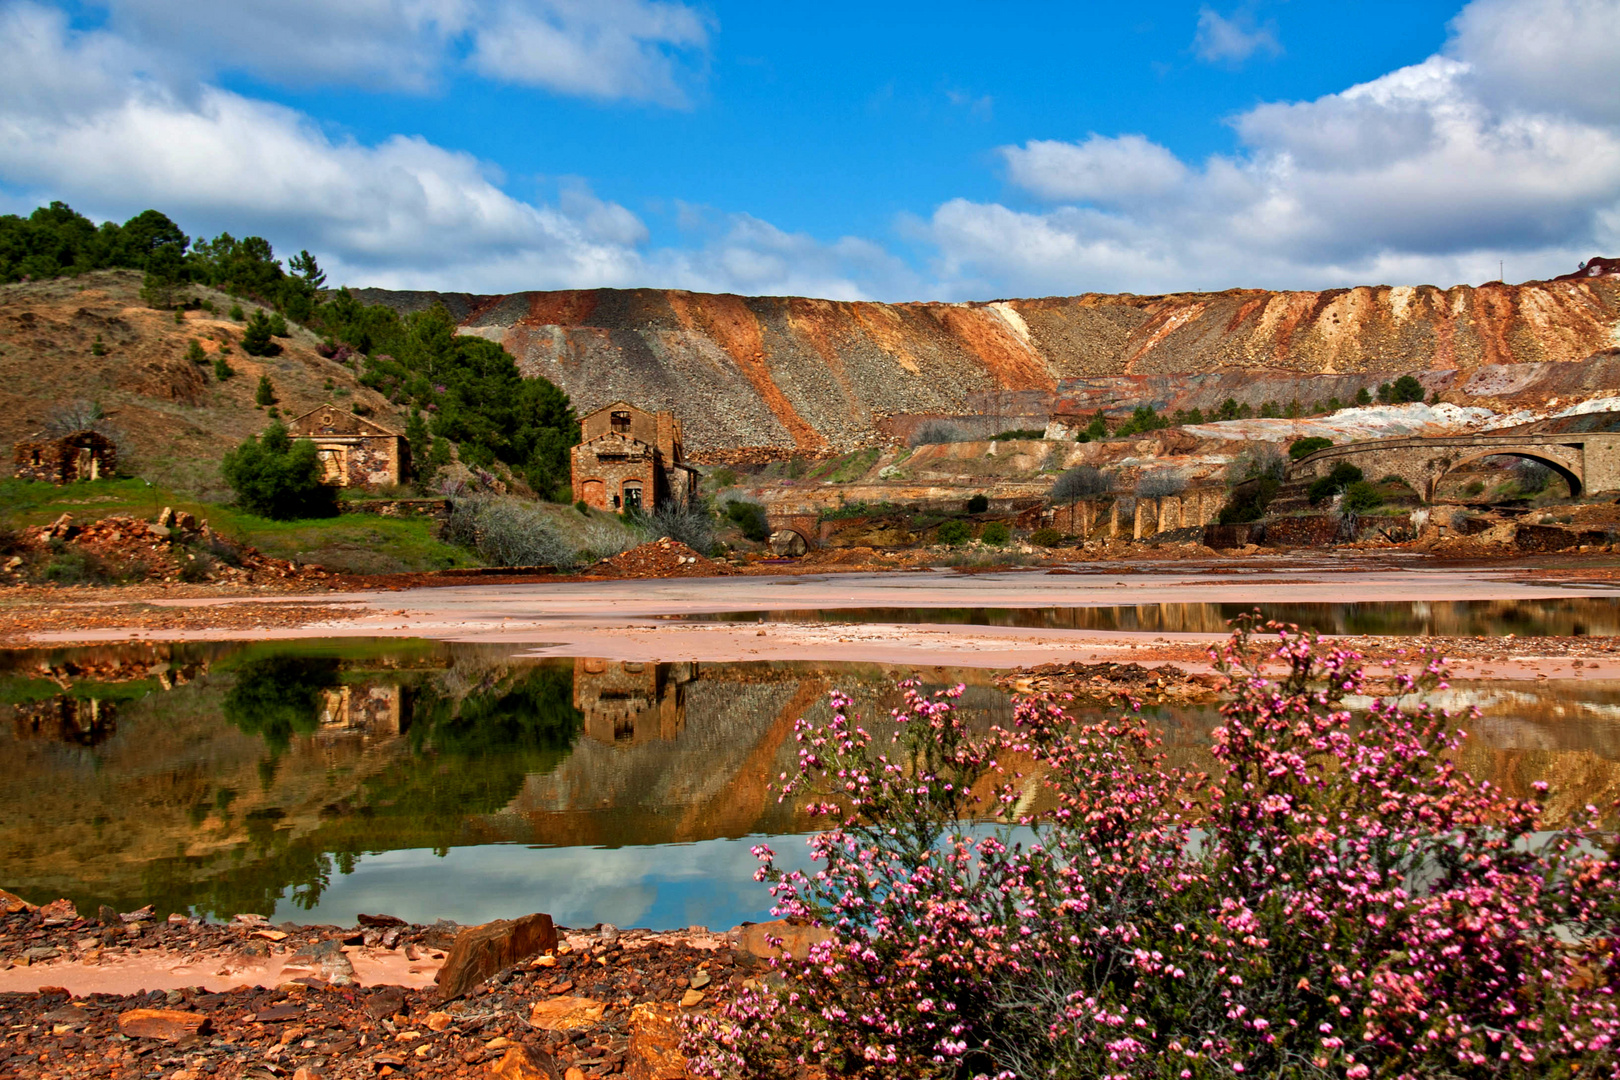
1436,450,1582,498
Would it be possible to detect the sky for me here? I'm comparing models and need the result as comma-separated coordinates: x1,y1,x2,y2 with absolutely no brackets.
1,0,1618,300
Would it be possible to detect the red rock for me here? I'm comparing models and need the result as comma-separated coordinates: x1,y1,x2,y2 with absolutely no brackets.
527,996,605,1031
0,889,31,914
434,912,557,1000
625,1002,689,1080
117,1008,211,1041
737,919,833,961
488,1045,562,1080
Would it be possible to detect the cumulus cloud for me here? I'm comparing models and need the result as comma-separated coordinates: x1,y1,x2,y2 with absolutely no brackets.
90,0,709,102
1193,6,1282,65
930,0,1620,296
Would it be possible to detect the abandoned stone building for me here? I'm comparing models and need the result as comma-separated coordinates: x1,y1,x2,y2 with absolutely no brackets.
570,401,699,512
13,430,118,484
285,404,409,489
574,658,695,745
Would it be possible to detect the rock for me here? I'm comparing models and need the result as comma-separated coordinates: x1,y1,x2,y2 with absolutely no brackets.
435,912,557,1000
489,1045,561,1080
147,523,172,539
358,913,407,928
737,919,833,961
679,989,705,1007
425,1011,453,1031
527,996,606,1031
98,904,120,926
291,1069,318,1080
157,506,174,528
38,898,77,923
0,889,32,914
566,1069,586,1080
364,987,407,1020
625,1002,689,1080
24,946,60,962
117,1008,211,1041
253,929,289,942
121,904,154,922
688,970,710,990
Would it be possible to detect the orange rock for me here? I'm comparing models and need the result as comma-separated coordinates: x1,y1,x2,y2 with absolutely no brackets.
625,1002,689,1080
737,918,833,961
0,889,31,915
117,1008,211,1041
527,996,606,1031
435,912,557,1000
488,1045,561,1080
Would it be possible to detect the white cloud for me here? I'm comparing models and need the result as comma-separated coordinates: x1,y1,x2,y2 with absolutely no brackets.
90,0,709,102
927,0,1620,296
1192,6,1281,65
1001,134,1189,205
469,0,710,105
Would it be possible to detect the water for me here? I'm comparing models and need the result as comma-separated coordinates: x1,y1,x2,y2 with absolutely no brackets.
674,597,1620,637
4,638,1619,930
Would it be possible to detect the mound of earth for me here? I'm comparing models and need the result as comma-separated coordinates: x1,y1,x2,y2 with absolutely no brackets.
998,661,1224,704
591,537,736,578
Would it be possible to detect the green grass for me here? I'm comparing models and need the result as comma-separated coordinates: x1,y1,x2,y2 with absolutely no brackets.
0,477,475,575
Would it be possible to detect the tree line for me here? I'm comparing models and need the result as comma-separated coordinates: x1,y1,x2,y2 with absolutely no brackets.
2,201,578,503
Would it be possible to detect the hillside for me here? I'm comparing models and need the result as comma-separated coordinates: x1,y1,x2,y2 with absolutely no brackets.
0,270,406,497
354,273,1620,458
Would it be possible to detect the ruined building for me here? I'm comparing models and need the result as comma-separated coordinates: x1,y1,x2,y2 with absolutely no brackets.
285,404,409,489
13,430,117,484
570,401,698,511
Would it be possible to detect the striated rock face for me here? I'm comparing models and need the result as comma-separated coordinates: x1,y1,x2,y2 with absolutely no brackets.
354,277,1620,456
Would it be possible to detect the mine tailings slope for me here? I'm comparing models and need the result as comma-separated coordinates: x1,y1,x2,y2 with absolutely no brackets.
350,276,1620,457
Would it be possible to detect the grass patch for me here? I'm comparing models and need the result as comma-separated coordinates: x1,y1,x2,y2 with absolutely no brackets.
0,477,474,575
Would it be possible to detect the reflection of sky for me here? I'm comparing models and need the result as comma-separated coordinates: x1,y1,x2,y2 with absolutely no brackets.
275,836,821,930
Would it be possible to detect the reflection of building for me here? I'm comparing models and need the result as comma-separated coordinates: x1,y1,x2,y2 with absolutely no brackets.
570,401,698,512
12,696,116,745
286,404,409,489
573,659,695,744
316,684,404,737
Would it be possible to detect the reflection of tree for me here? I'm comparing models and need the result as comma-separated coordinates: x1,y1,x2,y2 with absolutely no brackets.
222,657,340,752
137,664,583,919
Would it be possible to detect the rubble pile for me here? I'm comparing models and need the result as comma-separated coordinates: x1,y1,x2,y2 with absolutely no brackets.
0,891,809,1080
592,538,736,579
2,512,335,588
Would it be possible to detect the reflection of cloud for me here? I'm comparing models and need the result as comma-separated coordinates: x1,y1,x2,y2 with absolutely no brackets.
279,836,819,930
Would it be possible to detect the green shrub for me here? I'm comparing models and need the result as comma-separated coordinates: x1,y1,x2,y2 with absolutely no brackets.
254,374,276,406
1112,405,1170,438
90,334,107,357
1288,436,1333,460
1465,480,1486,496
1029,527,1063,547
575,499,589,514
966,493,989,514
1308,462,1364,505
212,353,234,380
980,521,1011,545
1341,480,1385,513
185,339,207,364
936,519,970,546
1354,386,1373,406
242,310,276,356
725,499,771,542
221,423,335,520
709,467,739,489
229,303,245,321
1391,374,1425,403
1075,411,1109,442
268,312,290,337
990,429,1045,441
1218,475,1279,524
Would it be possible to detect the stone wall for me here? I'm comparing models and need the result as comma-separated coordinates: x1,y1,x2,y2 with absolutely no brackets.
13,432,117,484
338,498,450,520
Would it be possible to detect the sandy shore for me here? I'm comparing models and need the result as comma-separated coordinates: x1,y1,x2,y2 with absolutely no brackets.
12,559,1620,679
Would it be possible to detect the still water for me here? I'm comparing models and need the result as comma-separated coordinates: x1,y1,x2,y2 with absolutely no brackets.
3,639,1619,930
676,598,1620,637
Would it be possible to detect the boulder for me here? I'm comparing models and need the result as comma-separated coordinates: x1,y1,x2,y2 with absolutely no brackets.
489,1045,562,1080
435,912,557,1000
527,996,605,1031
625,1002,689,1080
117,1009,211,1041
0,889,33,915
737,919,833,961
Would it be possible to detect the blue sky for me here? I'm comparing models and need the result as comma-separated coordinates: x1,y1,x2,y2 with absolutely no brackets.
2,0,1617,299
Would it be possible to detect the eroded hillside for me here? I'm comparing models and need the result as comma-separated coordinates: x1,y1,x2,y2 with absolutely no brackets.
355,273,1620,457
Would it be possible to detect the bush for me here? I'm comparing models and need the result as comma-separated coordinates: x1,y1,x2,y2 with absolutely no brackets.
980,521,1010,545
1135,468,1186,498
1230,442,1286,484
212,353,234,380
254,374,276,406
910,421,970,446
1217,475,1279,523
1308,461,1364,505
221,423,335,520
1028,527,1063,547
1354,386,1373,406
935,519,970,545
724,498,771,542
1050,465,1110,503
242,310,277,356
1074,411,1109,442
990,429,1045,441
697,621,1620,1079
229,303,245,321
1112,404,1170,437
1390,374,1425,403
575,499,589,514
965,493,989,514
637,499,718,556
268,312,290,337
185,339,207,365
1288,435,1333,460
1341,479,1385,513
444,495,573,567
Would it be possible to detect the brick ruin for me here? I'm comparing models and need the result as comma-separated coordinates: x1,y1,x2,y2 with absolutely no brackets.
13,430,118,484
570,401,699,512
285,404,409,489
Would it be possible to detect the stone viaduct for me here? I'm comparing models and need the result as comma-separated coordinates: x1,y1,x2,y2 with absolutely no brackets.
1289,432,1620,500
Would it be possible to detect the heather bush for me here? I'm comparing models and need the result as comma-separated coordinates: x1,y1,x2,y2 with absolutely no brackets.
693,620,1620,1079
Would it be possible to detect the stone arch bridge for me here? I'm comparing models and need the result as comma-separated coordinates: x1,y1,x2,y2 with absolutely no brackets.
1289,432,1620,500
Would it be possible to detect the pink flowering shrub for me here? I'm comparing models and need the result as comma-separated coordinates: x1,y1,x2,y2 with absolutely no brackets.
690,620,1620,1079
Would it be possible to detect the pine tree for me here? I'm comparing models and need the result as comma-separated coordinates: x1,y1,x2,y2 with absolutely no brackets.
255,374,276,407
242,309,275,356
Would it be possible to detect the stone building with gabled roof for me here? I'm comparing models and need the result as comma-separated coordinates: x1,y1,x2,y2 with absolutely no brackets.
285,404,409,489
570,401,698,512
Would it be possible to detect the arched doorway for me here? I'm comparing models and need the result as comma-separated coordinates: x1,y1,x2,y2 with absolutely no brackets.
1436,451,1582,499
